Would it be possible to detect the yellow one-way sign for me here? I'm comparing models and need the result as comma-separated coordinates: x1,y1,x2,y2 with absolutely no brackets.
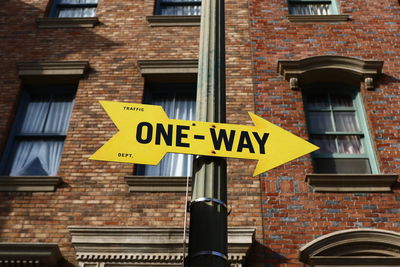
89,101,319,176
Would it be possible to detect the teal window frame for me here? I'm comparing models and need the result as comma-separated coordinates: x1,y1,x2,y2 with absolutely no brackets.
303,83,378,174
288,0,339,15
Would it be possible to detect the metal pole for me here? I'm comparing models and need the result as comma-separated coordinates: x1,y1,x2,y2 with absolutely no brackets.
188,0,227,266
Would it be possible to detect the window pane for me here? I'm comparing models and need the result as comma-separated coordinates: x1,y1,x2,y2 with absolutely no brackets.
331,94,353,108
307,94,329,109
308,112,333,132
314,158,371,174
334,111,359,132
44,98,74,134
20,97,50,134
9,140,64,176
289,3,331,15
311,135,337,154
338,135,364,154
59,7,96,17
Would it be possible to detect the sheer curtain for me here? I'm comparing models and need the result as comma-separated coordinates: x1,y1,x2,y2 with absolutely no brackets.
290,3,331,15
141,94,195,176
9,97,73,176
160,0,201,16
58,0,97,18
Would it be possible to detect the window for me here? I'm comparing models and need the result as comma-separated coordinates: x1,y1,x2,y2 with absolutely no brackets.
0,85,76,176
288,0,338,15
155,0,201,16
304,84,377,174
49,0,98,18
136,82,196,177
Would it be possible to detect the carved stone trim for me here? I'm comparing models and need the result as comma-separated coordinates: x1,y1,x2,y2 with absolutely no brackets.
0,243,63,266
137,59,198,75
69,227,255,266
287,14,350,22
300,229,400,266
146,15,200,27
277,55,384,89
306,174,398,192
36,17,99,28
17,61,90,77
0,176,62,192
124,176,191,192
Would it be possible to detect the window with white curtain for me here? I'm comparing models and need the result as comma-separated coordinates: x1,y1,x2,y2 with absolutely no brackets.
0,86,76,176
136,82,196,177
156,0,201,16
49,0,98,18
304,84,377,174
288,0,338,15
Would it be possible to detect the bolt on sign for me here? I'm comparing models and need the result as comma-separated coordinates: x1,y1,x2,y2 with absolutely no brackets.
90,101,319,176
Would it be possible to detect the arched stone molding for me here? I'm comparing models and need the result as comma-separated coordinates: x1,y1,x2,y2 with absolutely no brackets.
277,55,383,90
299,229,400,266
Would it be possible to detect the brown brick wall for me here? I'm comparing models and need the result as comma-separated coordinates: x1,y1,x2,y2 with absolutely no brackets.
0,0,262,265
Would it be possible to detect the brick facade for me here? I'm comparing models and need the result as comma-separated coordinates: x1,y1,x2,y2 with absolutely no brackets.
0,0,399,266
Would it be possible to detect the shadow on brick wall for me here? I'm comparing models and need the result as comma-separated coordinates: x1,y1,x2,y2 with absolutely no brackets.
245,240,288,267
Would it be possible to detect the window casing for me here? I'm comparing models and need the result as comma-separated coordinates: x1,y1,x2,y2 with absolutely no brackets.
0,85,76,176
49,0,98,18
155,0,201,16
303,84,378,174
288,0,339,15
136,82,196,177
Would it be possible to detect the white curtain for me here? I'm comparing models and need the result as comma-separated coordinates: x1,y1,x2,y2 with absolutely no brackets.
161,0,201,16
10,141,64,176
58,0,97,18
308,93,363,155
290,3,331,15
9,98,72,176
141,94,195,176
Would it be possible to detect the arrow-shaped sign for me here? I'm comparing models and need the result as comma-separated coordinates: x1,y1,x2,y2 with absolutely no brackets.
90,101,319,176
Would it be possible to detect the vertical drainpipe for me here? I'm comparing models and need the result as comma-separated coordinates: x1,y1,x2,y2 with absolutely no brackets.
188,0,227,266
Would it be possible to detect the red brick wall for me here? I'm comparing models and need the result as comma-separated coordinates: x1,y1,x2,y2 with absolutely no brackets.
249,0,400,265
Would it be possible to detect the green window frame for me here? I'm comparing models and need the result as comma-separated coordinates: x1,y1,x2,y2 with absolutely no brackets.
288,0,339,15
303,83,378,174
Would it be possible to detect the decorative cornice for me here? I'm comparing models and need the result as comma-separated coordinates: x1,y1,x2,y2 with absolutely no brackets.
146,15,200,27
0,176,62,192
287,14,349,23
36,17,99,28
277,55,384,90
125,176,191,192
17,61,90,77
137,59,198,75
0,243,62,266
69,227,255,266
300,229,400,265
278,56,383,80
305,174,398,192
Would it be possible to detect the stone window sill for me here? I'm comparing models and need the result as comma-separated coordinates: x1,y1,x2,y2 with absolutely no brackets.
146,15,200,27
0,176,62,192
36,17,99,28
125,176,191,192
306,174,398,192
287,14,350,22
